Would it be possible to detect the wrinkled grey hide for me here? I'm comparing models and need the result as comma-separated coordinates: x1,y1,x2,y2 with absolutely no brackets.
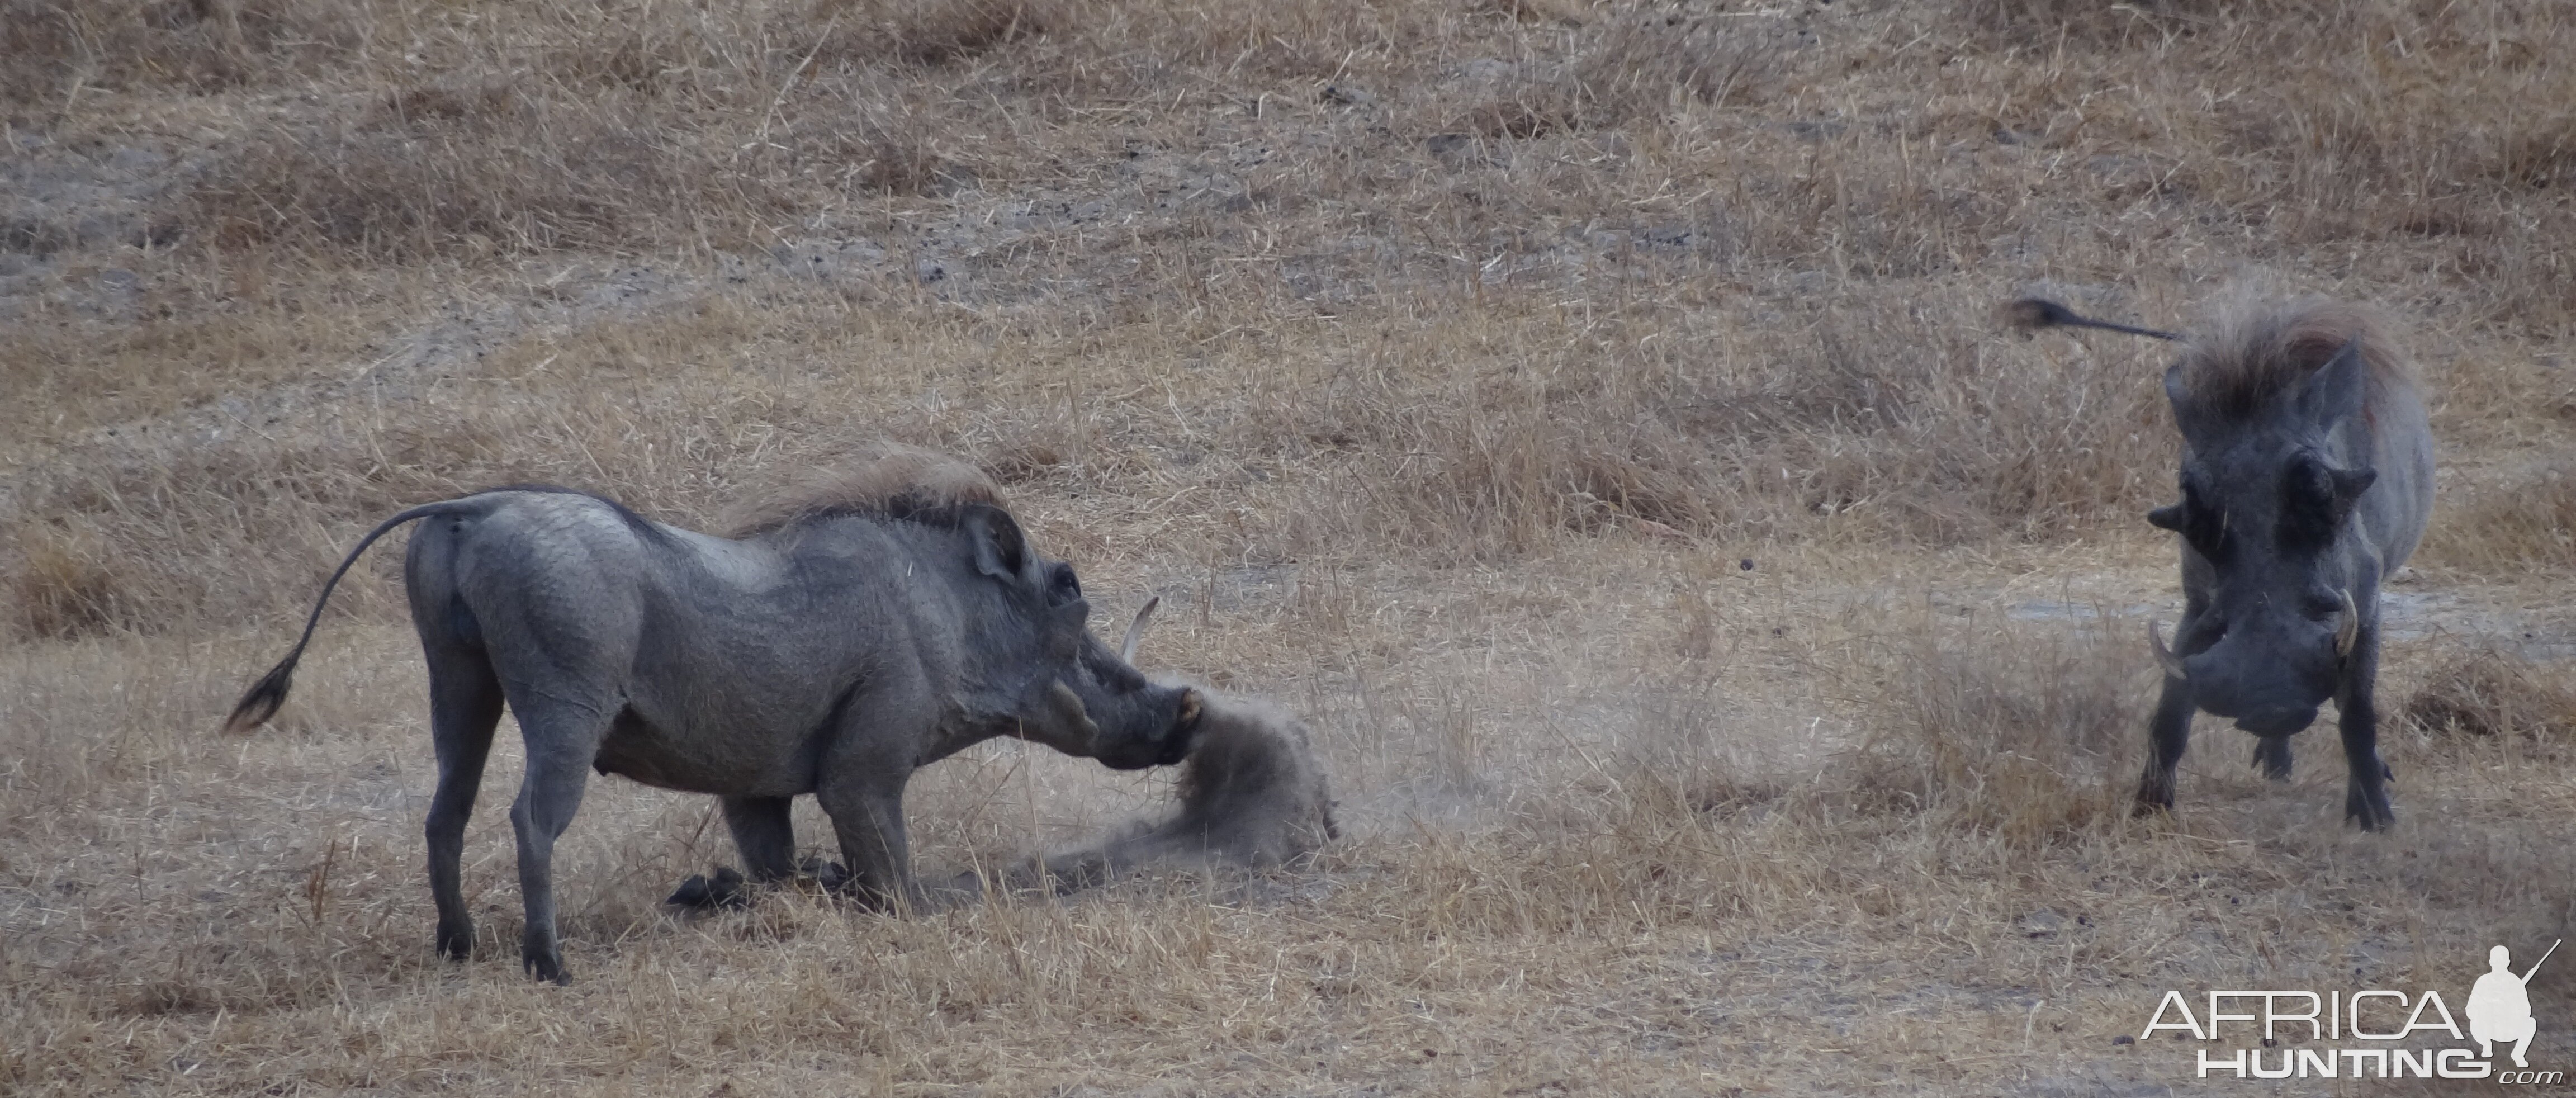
225,486,1202,982
2133,302,2434,829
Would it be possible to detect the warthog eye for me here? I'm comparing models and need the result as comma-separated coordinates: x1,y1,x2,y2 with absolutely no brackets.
1050,562,1082,601
2277,455,2356,550
2173,475,2228,559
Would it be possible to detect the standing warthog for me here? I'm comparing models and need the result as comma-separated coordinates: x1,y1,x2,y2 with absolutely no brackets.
2009,295,2433,829
224,453,1203,982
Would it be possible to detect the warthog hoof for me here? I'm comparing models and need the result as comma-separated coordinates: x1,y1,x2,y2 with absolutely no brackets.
666,867,752,910
667,860,854,909
435,921,473,962
2345,785,2396,831
524,949,571,985
801,855,852,893
2132,773,2176,817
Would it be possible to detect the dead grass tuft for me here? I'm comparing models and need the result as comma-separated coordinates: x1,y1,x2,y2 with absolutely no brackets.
2419,462,2576,574
186,102,741,259
7,523,133,640
849,106,960,197
1577,7,1781,118
379,78,518,124
1951,0,2331,48
1840,619,2145,849
874,0,1063,65
2404,646,2576,740
1469,0,1585,26
2490,111,2576,190
0,0,352,102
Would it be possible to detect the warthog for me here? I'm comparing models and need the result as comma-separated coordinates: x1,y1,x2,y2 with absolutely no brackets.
2010,295,2433,829
224,450,1204,981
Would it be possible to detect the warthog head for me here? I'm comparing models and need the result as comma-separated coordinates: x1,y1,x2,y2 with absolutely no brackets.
959,505,1203,770
2147,340,2376,735
1039,602,1204,771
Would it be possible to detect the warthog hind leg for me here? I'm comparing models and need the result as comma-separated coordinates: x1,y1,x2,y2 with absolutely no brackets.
506,699,610,984
424,648,504,962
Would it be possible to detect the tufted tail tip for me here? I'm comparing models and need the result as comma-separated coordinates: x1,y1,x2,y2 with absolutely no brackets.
2001,297,2075,332
220,659,296,736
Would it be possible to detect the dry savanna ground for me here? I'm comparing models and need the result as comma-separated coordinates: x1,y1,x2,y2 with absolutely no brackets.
5,0,2575,1093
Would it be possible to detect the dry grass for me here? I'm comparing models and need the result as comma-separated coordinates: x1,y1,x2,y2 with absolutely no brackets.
1836,616,2144,851
2406,643,2576,741
2421,460,2576,574
6,0,2576,1092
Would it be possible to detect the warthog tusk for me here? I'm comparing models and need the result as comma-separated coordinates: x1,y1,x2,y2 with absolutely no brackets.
1120,595,1161,665
2149,621,2187,680
2335,588,2360,659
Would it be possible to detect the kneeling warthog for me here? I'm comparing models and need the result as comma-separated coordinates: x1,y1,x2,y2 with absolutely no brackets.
2011,295,2433,829
224,452,1203,981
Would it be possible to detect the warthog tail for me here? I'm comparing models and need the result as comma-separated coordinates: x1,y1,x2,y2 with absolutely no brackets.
222,499,487,736
2002,297,2181,342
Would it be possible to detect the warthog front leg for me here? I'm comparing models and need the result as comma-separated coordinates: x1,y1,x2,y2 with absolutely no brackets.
2135,671,2194,815
817,770,917,912
2337,622,2395,831
424,651,505,963
723,795,800,882
665,795,804,910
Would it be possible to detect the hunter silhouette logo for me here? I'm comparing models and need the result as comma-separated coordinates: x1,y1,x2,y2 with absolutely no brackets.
2468,940,2556,1069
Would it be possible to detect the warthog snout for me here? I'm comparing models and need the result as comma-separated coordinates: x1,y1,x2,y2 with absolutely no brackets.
1063,598,1209,771
1085,683,1202,772
2171,619,2342,735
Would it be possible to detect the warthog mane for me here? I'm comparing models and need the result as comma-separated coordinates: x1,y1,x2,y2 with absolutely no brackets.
718,441,1006,537
2169,296,2420,429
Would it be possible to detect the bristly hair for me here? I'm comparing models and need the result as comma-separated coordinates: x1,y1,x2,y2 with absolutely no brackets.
716,442,1007,537
2171,295,2421,428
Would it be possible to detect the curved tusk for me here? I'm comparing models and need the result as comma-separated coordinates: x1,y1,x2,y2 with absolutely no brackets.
2148,620,2187,680
2335,588,2361,659
1119,594,1161,665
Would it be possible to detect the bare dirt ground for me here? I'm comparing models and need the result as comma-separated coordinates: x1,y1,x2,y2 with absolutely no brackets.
5,1,2575,1094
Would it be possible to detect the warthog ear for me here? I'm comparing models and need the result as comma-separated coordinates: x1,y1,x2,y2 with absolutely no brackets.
962,504,1030,581
2162,363,2214,441
2291,338,2370,431
2146,504,2185,532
